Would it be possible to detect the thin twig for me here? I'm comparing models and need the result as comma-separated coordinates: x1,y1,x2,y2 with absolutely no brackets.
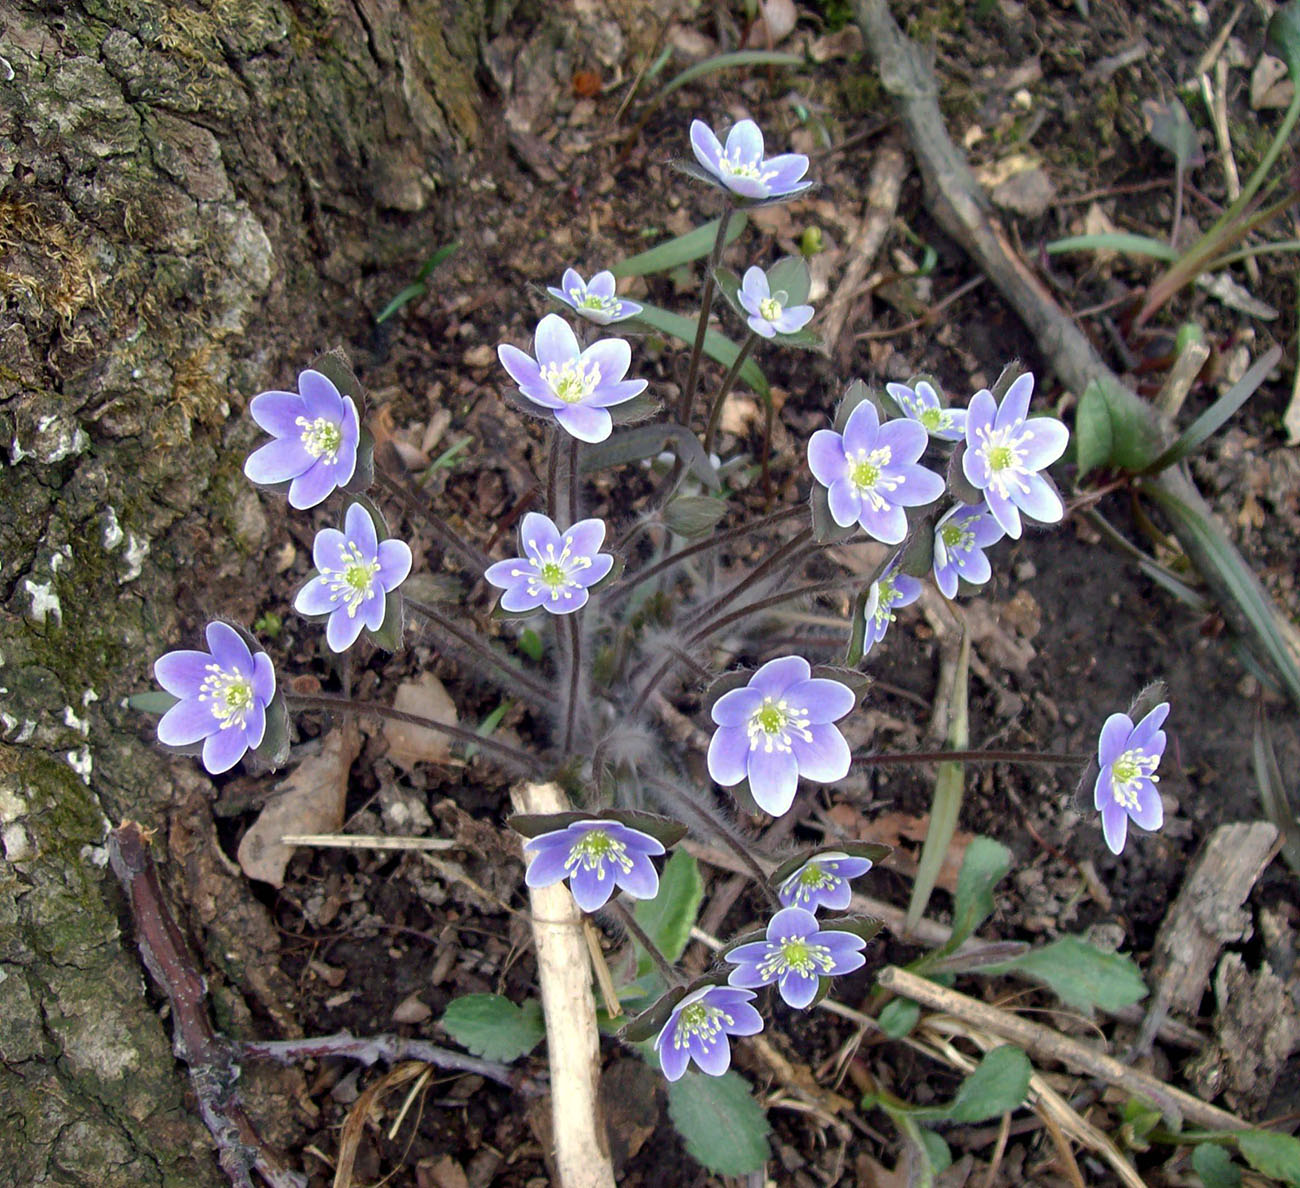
604,900,683,986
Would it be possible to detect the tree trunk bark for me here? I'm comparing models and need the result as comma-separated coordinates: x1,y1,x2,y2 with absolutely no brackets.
0,2,485,1183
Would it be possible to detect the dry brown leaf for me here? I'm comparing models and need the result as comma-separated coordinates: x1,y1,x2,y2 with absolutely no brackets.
744,0,797,47
237,726,358,887
833,807,974,892
384,673,459,770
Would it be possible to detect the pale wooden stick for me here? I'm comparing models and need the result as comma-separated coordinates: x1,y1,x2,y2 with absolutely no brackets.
280,833,456,851
878,966,1246,1132
511,782,615,1188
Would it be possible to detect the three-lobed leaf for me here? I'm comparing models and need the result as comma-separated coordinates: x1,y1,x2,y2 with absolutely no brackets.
986,936,1147,1013
666,1071,771,1175
441,994,545,1062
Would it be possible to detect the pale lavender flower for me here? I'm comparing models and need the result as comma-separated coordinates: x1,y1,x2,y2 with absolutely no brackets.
497,314,646,443
154,622,276,775
244,370,360,510
523,819,665,912
737,266,814,339
294,503,412,653
863,558,923,655
808,401,946,544
886,380,967,442
1095,703,1169,855
707,656,854,817
932,502,1005,599
689,118,811,201
654,985,763,1082
546,268,642,325
776,852,875,914
962,372,1069,538
726,907,867,1009
485,513,614,616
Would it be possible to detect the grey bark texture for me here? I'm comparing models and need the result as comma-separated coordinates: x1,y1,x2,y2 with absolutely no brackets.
0,2,485,1183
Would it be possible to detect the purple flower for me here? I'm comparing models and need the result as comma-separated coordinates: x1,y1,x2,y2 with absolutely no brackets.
1095,703,1169,855
932,502,1005,599
776,852,874,913
885,380,967,442
725,907,867,1009
497,314,647,443
654,985,764,1081
523,819,666,913
689,118,811,201
863,558,923,655
293,503,412,653
707,656,854,817
244,370,360,510
737,266,814,339
808,401,946,544
485,513,614,616
154,622,276,775
547,268,642,325
962,372,1069,539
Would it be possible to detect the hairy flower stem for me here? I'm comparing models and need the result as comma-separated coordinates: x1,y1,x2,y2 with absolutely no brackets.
404,596,552,704
853,748,1087,767
562,613,582,754
678,201,734,429
546,428,562,522
701,331,758,455
644,776,781,910
566,435,580,528
285,692,542,775
690,527,814,627
688,571,857,648
374,470,491,574
606,505,805,605
604,900,684,986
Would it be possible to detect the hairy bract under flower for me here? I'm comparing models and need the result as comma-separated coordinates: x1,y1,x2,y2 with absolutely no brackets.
497,314,646,443
707,656,855,816
962,372,1069,539
546,268,642,325
654,984,764,1082
244,369,361,510
932,502,1006,599
294,502,412,652
689,118,812,201
1094,702,1169,854
885,380,967,442
154,621,276,774
737,266,814,339
485,513,614,616
777,852,874,914
523,819,665,913
808,400,945,544
725,907,867,1008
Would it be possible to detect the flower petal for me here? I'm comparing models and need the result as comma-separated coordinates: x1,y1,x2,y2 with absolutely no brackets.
656,1026,692,1082
534,313,579,367
1014,472,1064,526
708,725,751,786
889,463,946,507
521,513,564,556
377,539,413,591
767,907,818,940
157,698,215,746
790,723,850,783
568,863,615,912
840,400,880,454
749,655,810,697
747,746,800,815
206,621,253,676
996,372,1034,429
248,391,307,437
1128,781,1164,831
1101,803,1129,854
784,679,855,724
689,118,724,175
588,270,616,298
580,338,632,385
741,266,769,301
499,582,547,614
579,553,614,588
827,478,861,528
245,438,312,485
807,430,847,488
856,500,907,546
1019,416,1069,471
762,154,809,190
1129,703,1170,752
984,486,1022,539
325,607,366,653
299,369,344,421
965,389,997,443
252,652,275,705
295,575,337,616
202,726,249,774
484,557,528,591
288,460,340,510
243,697,266,749
874,418,928,466
563,517,607,560
554,404,613,443
724,119,764,164
524,837,573,888
343,502,378,558
617,853,660,901
1097,713,1134,766
155,650,214,698
711,685,764,727
778,968,820,1009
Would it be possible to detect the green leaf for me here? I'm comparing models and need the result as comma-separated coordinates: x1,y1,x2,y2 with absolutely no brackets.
613,214,748,278
440,994,545,1062
634,849,702,966
987,936,1147,1013
1238,1130,1300,1184
666,1071,771,1175
646,50,804,111
1192,1142,1242,1188
634,302,770,397
766,255,811,305
128,690,178,714
878,998,921,1039
1074,381,1116,479
375,283,427,324
663,495,729,538
1046,233,1180,261
1144,345,1282,473
415,241,460,283
918,1046,1033,1123
947,836,1012,950
918,1128,952,1173
1142,97,1205,170
1252,714,1300,876
517,628,543,662
1083,376,1165,472
1146,483,1300,711
1267,1,1300,80
580,422,720,489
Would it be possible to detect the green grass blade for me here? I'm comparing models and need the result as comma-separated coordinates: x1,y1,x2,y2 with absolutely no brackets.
1143,345,1282,472
646,50,804,110
1252,713,1300,876
634,301,770,397
613,214,748,278
1045,233,1180,261
1146,482,1300,708
375,282,427,324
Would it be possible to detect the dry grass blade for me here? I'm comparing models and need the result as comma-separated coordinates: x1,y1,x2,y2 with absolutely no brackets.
333,1061,429,1188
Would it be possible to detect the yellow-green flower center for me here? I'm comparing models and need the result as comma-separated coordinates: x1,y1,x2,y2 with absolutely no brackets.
671,998,735,1050
297,415,343,462
323,542,382,617
565,828,633,877
541,358,601,405
920,407,942,430
988,445,1014,471
199,665,255,730
746,696,813,754
757,933,836,981
845,446,896,510
1109,747,1158,811
940,521,972,550
759,296,783,322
